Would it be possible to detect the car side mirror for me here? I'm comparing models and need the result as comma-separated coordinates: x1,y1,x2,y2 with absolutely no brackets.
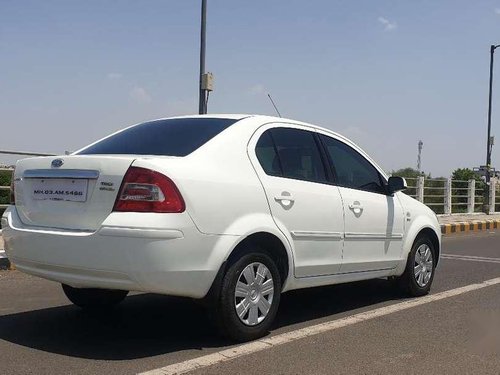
387,176,407,195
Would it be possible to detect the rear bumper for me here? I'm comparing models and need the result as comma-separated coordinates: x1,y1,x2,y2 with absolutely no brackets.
1,207,230,298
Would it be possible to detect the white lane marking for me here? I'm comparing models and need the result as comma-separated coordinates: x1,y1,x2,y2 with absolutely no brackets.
138,277,500,375
442,253,500,261
441,254,500,264
441,258,500,264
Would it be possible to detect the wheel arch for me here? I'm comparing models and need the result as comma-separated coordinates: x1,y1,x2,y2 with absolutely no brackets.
416,227,441,264
226,232,290,285
203,229,294,304
394,215,442,276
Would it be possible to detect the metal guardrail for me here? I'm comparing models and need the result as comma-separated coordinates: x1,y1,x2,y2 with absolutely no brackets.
407,176,498,215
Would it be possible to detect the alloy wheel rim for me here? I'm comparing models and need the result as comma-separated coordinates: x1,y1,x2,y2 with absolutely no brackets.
234,262,274,326
414,244,433,287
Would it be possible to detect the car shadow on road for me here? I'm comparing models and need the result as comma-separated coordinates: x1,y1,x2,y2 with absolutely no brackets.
0,279,403,360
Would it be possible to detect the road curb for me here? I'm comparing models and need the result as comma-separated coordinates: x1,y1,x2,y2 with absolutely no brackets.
441,219,500,235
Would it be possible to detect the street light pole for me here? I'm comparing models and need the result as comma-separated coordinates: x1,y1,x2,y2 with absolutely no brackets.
486,45,499,175
198,0,207,114
485,44,500,211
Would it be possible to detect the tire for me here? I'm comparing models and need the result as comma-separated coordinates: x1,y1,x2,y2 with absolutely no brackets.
397,235,436,297
213,251,282,342
62,284,128,309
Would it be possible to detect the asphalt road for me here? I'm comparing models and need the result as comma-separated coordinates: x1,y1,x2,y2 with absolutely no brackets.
0,232,499,375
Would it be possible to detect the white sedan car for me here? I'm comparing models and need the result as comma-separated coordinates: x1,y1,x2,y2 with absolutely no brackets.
2,114,441,341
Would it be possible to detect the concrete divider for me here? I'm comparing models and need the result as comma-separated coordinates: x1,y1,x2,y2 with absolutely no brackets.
441,219,500,235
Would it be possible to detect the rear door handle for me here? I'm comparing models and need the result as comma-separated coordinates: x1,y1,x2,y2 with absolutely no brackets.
274,192,294,207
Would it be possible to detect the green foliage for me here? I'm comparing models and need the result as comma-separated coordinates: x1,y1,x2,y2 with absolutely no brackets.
451,168,483,184
450,168,485,214
391,167,435,179
0,170,13,213
422,177,448,214
0,170,12,187
391,167,423,179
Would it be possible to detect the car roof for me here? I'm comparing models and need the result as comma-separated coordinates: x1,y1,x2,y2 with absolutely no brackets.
145,113,354,151
149,113,343,136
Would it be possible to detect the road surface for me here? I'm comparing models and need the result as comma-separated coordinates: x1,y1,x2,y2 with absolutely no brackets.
0,232,499,374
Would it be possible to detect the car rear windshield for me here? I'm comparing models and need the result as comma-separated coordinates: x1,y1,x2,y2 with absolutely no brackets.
77,117,239,157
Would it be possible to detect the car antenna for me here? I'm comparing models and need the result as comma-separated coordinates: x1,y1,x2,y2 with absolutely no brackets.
267,93,282,118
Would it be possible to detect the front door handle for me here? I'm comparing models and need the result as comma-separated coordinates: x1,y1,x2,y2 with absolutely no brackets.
348,201,363,215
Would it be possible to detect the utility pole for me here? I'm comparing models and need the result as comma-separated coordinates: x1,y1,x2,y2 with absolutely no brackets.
485,44,500,212
417,140,423,174
198,0,207,114
198,0,214,114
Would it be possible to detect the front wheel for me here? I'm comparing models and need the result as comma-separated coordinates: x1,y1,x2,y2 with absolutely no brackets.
62,284,128,309
397,236,436,297
213,252,282,342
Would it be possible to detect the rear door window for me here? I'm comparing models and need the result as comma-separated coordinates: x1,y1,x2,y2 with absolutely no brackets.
256,128,328,184
78,118,238,157
255,130,282,176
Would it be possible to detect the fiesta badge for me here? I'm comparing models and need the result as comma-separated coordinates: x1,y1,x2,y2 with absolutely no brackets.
51,158,64,168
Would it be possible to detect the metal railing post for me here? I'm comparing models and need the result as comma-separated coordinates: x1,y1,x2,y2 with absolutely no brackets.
444,178,452,215
467,179,475,214
490,178,496,214
417,176,424,203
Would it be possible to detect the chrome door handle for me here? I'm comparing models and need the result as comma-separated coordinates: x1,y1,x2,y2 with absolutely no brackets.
274,192,294,208
275,195,295,202
348,201,363,214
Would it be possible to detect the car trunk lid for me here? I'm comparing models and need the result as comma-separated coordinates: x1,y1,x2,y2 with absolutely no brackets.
13,155,135,231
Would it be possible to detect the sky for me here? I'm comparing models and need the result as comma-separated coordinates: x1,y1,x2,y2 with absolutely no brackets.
1,0,500,177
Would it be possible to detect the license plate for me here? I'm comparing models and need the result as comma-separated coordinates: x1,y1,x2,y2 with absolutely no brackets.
32,179,88,202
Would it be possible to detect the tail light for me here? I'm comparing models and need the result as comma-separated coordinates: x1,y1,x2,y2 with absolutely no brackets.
113,167,185,213
9,169,15,204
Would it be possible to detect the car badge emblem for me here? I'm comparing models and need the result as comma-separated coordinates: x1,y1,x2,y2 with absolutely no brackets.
51,159,64,168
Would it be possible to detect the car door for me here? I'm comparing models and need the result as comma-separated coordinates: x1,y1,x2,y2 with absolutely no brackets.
318,133,405,273
250,125,345,277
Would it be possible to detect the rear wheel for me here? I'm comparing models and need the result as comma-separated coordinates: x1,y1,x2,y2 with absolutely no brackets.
213,252,281,342
397,236,436,296
62,284,128,309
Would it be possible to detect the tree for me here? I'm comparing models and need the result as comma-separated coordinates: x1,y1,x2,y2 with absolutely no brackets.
452,168,481,183
391,167,422,179
0,170,12,187
0,170,13,213
451,168,469,181
391,167,433,179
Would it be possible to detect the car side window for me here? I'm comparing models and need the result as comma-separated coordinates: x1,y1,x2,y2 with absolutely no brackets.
320,135,386,194
255,130,282,177
259,128,328,184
